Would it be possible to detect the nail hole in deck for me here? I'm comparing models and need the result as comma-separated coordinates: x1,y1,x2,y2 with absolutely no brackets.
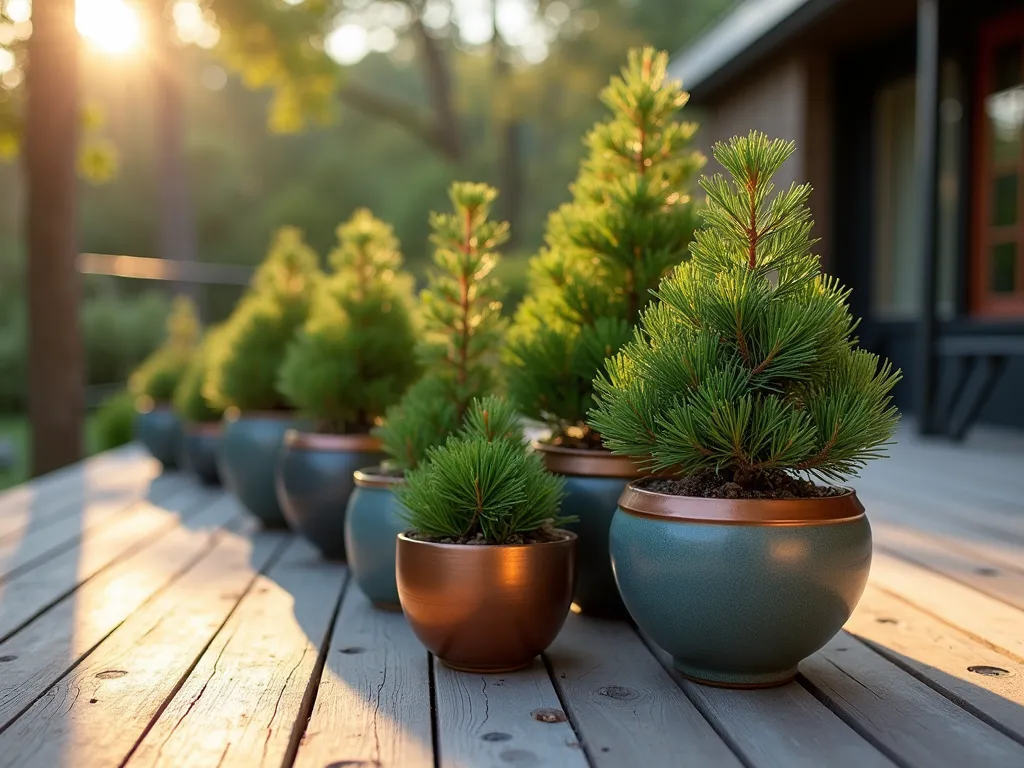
975,567,999,576
968,665,1011,677
531,708,567,723
876,618,898,624
0,655,17,662
499,748,539,766
89,698,98,704
598,685,638,700
95,670,127,679
339,647,365,655
325,761,381,767
482,732,512,742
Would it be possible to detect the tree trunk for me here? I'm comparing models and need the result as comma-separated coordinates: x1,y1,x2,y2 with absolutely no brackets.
25,0,84,475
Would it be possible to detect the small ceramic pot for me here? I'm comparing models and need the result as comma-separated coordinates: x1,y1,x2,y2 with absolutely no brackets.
218,411,299,528
535,443,645,618
276,432,384,560
611,482,871,688
344,468,408,609
397,531,578,673
134,402,182,469
180,422,222,486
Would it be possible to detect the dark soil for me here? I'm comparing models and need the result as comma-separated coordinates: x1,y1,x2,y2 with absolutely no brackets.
546,428,606,451
638,469,843,500
407,523,571,546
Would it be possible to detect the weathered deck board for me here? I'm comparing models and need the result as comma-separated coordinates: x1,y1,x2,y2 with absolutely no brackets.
0,495,243,727
546,614,742,767
847,584,1024,743
0,482,215,641
124,538,347,768
0,524,286,767
293,586,433,768
433,657,589,768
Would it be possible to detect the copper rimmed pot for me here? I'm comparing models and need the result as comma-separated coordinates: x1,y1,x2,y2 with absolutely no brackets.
611,482,871,688
534,443,644,618
180,422,222,486
276,432,384,560
396,531,578,673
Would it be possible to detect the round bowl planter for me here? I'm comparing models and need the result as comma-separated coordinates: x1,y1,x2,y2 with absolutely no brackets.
396,531,578,673
180,422,222,486
134,402,182,470
611,482,871,688
218,411,300,529
344,468,408,609
276,433,384,561
535,443,644,618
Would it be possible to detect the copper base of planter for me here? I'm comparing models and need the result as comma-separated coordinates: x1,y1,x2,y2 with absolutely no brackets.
533,442,646,478
284,430,382,452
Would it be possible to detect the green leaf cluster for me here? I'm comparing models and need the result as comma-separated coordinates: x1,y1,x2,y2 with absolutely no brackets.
277,209,420,434
399,396,569,544
205,226,321,412
174,325,227,424
506,47,704,439
128,296,201,403
375,182,509,472
591,132,901,485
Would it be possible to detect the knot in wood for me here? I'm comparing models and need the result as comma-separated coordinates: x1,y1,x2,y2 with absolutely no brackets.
968,665,1011,677
598,685,638,700
530,708,567,723
95,670,128,679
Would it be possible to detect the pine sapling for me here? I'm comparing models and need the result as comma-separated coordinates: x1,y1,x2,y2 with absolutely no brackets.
590,132,901,497
129,295,201,404
174,325,227,424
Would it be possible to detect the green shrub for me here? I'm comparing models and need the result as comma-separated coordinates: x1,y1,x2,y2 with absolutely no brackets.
85,290,171,387
506,48,703,446
174,326,226,424
399,396,569,544
591,133,901,490
93,390,137,451
128,296,202,403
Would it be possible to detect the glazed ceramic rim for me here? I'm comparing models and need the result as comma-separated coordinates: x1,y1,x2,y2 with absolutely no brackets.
135,396,172,415
397,530,578,550
285,430,382,452
618,481,864,526
353,466,407,489
532,442,647,479
184,421,222,437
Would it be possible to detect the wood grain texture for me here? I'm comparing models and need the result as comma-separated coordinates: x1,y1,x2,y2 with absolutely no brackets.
0,494,243,728
293,585,433,768
546,615,741,767
0,482,215,641
642,635,895,768
847,584,1024,743
800,633,1024,767
0,525,286,767
124,538,347,768
433,656,589,768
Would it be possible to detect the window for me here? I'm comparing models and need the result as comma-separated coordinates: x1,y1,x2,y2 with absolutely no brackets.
973,10,1024,316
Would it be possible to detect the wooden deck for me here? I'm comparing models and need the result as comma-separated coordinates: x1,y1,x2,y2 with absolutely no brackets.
0,428,1023,767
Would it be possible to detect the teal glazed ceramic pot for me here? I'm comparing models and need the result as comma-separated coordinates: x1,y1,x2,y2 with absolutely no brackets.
180,422,222,486
535,443,645,618
218,411,299,528
344,467,407,609
134,402,182,469
276,432,384,561
611,482,871,688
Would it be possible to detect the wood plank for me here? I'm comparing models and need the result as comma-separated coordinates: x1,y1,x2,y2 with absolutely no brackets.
433,656,589,768
124,539,347,768
293,585,433,768
846,584,1024,743
0,481,215,641
0,525,287,766
545,615,741,767
642,635,895,768
800,632,1024,767
0,494,244,728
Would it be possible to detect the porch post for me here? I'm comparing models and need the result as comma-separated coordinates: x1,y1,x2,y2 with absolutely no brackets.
913,0,942,435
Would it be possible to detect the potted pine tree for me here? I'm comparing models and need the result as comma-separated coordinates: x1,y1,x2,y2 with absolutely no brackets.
397,396,575,672
344,182,508,609
173,325,226,486
130,296,201,469
205,227,321,528
590,132,901,688
505,47,703,616
276,209,420,560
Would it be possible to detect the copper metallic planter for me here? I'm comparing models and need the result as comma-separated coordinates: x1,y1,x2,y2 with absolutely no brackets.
396,531,578,673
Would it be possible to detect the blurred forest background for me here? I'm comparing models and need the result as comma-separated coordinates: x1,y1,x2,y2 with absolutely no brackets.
0,0,728,482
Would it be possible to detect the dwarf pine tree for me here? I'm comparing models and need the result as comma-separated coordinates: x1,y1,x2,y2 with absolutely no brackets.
174,325,227,424
129,296,202,403
590,132,901,491
505,47,704,447
277,209,420,433
375,182,508,472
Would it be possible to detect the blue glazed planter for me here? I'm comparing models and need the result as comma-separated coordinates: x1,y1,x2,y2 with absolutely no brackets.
611,482,871,688
134,404,182,469
218,412,299,529
276,432,384,561
180,423,222,486
344,468,407,609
